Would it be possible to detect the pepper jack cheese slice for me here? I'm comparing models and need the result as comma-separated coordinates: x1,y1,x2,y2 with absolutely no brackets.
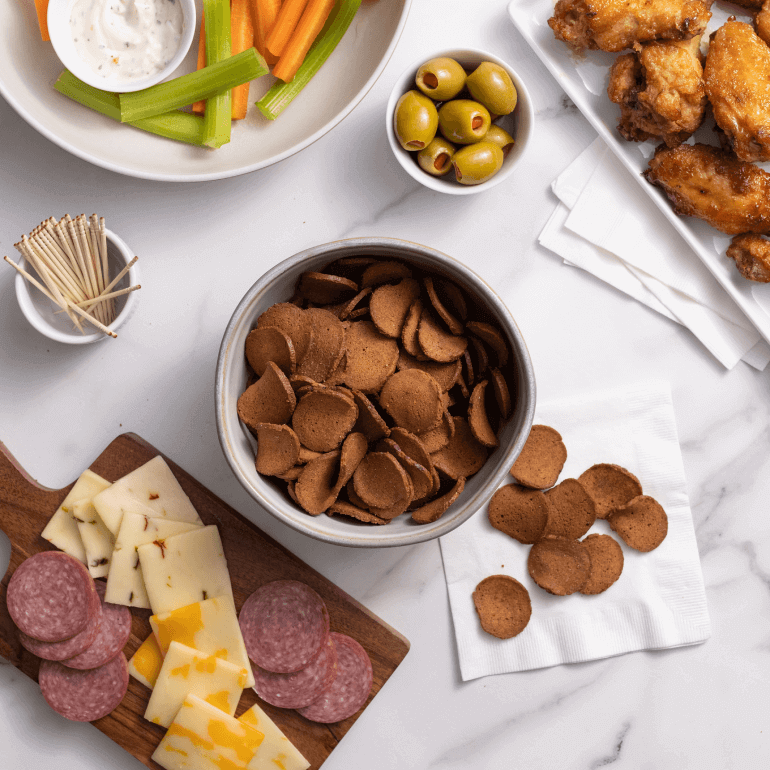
93,456,202,536
41,470,111,564
145,641,248,728
238,704,310,770
152,694,264,770
129,633,164,690
138,525,233,615
106,513,203,608
72,498,115,578
151,595,255,688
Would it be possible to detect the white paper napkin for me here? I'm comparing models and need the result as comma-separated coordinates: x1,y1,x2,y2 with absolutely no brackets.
539,139,770,371
439,381,711,681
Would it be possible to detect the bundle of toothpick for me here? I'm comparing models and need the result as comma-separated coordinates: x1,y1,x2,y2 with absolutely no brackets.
3,214,140,338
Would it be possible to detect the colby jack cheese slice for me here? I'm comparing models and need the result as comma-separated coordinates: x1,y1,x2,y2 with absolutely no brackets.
238,704,310,770
144,641,248,728
41,469,111,563
151,595,255,689
128,633,164,690
106,512,203,608
137,525,233,616
93,455,202,536
152,694,264,770
72,498,115,579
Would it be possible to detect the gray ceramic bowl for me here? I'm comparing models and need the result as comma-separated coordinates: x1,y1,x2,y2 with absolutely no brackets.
216,237,535,547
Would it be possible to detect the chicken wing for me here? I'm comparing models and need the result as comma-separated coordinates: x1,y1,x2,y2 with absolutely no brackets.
726,234,770,282
704,20,770,162
644,143,770,234
548,0,711,53
755,0,770,46
608,37,707,147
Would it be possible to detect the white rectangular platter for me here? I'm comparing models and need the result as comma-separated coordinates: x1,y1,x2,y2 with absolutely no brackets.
508,0,770,345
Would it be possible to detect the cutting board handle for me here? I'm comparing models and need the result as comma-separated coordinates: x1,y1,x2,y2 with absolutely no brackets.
0,440,68,666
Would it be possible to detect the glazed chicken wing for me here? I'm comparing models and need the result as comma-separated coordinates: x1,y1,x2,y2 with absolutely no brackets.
607,37,707,147
757,0,770,45
548,0,711,53
704,20,770,162
644,143,770,234
726,235,770,282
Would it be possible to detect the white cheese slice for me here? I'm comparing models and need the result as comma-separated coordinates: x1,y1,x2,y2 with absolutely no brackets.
152,694,264,770
128,633,164,690
150,595,254,689
138,525,232,615
41,470,111,563
72,498,115,578
106,512,203,608
144,641,248,728
93,455,202,536
238,704,310,770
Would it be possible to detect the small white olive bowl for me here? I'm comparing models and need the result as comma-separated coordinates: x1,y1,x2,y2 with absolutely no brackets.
47,0,196,93
14,228,141,345
386,48,534,195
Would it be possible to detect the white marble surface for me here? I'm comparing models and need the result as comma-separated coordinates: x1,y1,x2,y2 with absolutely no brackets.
1,0,769,767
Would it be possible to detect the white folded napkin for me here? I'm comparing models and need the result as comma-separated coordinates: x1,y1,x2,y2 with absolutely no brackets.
439,381,710,681
539,138,770,371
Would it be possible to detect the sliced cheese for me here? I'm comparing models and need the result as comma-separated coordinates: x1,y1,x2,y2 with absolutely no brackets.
129,633,164,690
138,526,232,615
41,469,111,563
72,498,115,578
106,512,203,608
145,641,248,728
151,595,255,689
238,704,310,770
93,455,202,536
152,694,264,770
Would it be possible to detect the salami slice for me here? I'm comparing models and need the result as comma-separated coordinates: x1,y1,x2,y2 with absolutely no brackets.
297,633,373,724
253,635,338,709
239,580,330,674
7,552,97,642
39,652,129,722
61,581,131,670
18,585,102,661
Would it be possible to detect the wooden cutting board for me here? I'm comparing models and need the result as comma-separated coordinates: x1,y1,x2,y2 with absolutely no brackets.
0,433,410,769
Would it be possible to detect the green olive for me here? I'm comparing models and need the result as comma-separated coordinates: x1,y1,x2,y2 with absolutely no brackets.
484,125,515,158
415,57,467,101
394,90,439,151
438,100,491,145
417,137,456,177
465,62,518,116
452,142,504,185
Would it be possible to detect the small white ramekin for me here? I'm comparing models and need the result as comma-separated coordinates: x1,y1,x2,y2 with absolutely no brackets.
14,228,141,344
47,0,196,93
386,48,534,195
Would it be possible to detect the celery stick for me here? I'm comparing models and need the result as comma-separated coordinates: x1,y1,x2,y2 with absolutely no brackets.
54,70,207,146
55,70,121,121
257,0,362,120
202,0,232,148
119,48,267,123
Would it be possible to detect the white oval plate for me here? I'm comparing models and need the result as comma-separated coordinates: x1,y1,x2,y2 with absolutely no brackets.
0,0,411,181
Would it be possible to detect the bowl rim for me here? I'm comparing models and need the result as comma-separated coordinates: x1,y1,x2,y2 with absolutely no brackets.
0,0,413,182
47,0,197,93
14,228,140,344
215,236,536,548
385,47,535,195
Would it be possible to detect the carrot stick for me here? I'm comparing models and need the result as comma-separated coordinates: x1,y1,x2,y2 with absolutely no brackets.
266,0,309,58
231,0,254,119
34,0,50,42
272,0,335,82
250,0,281,65
192,16,207,114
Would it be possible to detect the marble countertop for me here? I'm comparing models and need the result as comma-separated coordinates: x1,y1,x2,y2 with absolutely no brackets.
1,0,768,767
